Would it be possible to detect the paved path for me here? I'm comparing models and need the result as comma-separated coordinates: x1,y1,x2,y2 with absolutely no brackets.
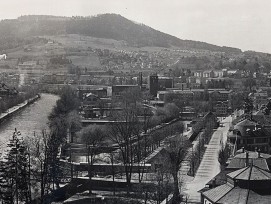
182,116,232,203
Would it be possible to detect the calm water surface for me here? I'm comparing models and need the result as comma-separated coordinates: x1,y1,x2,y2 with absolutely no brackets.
0,93,58,152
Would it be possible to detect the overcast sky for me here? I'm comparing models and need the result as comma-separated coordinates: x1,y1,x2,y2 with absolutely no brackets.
1,0,271,53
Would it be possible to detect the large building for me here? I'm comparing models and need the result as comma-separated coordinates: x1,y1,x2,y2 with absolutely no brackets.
149,75,159,96
148,75,174,97
228,118,271,153
111,85,140,99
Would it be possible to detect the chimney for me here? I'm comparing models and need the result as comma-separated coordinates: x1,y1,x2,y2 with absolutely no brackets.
258,150,261,158
242,147,245,153
212,179,216,188
245,152,249,167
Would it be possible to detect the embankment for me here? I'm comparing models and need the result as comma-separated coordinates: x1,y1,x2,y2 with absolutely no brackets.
0,94,41,123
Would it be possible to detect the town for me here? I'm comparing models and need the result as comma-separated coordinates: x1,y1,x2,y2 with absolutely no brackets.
0,4,271,204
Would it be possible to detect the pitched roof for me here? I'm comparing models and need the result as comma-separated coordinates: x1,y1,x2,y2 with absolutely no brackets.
234,119,257,128
202,184,233,203
217,187,249,204
247,191,271,204
227,165,271,181
227,158,269,171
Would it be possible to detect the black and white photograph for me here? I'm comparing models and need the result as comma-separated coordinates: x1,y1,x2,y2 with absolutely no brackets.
0,0,271,203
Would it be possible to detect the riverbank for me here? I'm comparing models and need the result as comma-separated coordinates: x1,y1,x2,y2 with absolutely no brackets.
0,94,41,124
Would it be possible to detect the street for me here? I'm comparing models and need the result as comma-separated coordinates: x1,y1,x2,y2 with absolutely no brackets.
182,116,232,203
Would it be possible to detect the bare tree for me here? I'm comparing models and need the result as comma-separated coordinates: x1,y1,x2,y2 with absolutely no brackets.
107,106,141,186
77,125,106,194
26,130,51,203
164,127,191,204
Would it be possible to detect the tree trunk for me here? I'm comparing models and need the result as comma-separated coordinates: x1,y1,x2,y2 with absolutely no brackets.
172,171,181,204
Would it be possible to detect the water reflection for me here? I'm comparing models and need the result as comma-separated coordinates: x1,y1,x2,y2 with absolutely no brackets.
0,93,58,152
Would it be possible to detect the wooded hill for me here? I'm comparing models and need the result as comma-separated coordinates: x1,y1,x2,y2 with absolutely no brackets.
0,14,242,53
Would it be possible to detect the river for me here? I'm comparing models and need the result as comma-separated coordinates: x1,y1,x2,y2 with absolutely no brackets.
0,93,58,153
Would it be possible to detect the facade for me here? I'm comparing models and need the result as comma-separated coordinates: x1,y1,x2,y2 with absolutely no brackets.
77,87,108,99
157,88,229,102
214,101,228,116
251,90,269,109
149,75,159,96
157,77,174,90
148,75,174,96
111,85,140,99
209,90,230,102
229,119,271,153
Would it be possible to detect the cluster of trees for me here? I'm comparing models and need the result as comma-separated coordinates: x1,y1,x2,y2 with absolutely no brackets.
28,86,80,202
0,14,243,52
74,87,189,203
243,97,254,114
0,130,31,203
0,86,191,203
218,142,231,170
0,85,39,114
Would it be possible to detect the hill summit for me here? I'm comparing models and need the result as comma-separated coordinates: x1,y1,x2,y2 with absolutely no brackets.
0,13,241,53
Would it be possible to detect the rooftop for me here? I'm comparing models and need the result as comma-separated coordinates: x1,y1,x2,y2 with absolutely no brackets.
227,165,271,181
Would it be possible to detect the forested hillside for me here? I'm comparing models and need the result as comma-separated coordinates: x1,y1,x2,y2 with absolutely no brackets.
0,14,242,53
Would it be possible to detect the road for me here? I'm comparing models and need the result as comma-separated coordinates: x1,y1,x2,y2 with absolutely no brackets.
182,116,232,203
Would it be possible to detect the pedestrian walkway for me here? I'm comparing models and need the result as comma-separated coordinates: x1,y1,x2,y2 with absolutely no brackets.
182,116,231,203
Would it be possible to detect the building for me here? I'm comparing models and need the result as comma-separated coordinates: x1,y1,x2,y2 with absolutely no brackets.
214,101,228,116
209,90,230,102
157,90,194,101
228,118,271,153
189,112,218,141
250,90,269,109
111,85,140,99
77,87,108,99
148,75,174,96
180,106,197,120
42,74,67,84
149,75,159,96
157,88,229,102
201,164,271,204
157,76,174,90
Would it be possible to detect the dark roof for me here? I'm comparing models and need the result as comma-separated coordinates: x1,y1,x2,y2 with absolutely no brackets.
247,128,271,138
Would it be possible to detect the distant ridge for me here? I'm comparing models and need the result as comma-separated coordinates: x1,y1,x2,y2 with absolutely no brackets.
0,13,242,53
